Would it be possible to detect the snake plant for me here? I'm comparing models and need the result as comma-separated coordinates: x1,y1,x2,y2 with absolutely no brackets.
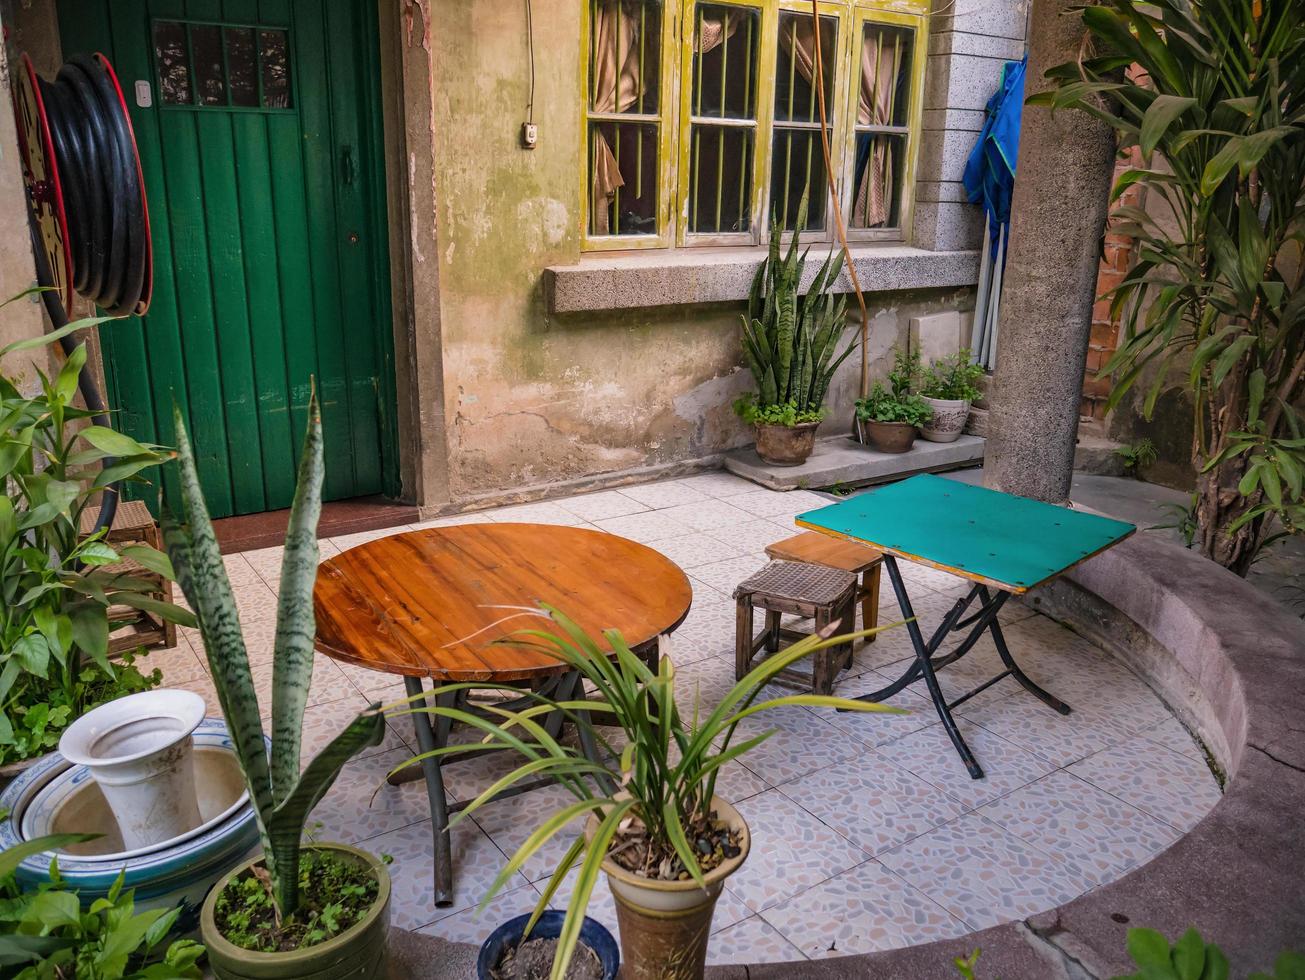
162,395,384,916
736,197,858,423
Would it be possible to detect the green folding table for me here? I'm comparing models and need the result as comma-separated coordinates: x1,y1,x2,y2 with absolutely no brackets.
797,473,1135,779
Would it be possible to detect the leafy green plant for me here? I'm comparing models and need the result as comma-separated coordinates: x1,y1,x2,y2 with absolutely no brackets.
737,198,857,425
1037,0,1305,574
0,296,194,766
0,832,204,979
920,349,985,403
391,610,903,979
1150,492,1201,548
855,351,933,427
1116,438,1159,477
731,397,825,427
1116,926,1304,980
162,393,385,931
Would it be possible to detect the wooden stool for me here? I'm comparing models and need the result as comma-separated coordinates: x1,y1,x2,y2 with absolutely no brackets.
80,500,178,656
765,531,883,642
733,561,857,696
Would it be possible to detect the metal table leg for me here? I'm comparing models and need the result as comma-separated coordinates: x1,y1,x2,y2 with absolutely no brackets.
403,675,455,907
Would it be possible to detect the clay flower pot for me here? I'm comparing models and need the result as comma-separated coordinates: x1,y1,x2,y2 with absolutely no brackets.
855,417,918,454
591,798,750,980
920,396,970,443
754,421,819,466
58,689,206,850
200,843,391,980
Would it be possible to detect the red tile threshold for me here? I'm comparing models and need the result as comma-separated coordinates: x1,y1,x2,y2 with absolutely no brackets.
213,496,419,554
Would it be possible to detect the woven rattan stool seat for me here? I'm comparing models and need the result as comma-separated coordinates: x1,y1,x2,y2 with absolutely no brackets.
734,560,856,605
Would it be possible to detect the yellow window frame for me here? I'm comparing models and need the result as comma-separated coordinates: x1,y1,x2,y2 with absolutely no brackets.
580,0,929,251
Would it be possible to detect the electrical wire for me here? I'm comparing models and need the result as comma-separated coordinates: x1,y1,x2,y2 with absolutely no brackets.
524,0,536,123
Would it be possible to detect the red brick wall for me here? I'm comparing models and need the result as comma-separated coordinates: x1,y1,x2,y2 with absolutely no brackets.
1080,145,1142,423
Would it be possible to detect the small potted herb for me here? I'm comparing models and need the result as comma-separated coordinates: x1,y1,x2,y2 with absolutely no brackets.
918,349,984,443
735,199,857,466
164,396,390,980
854,349,933,453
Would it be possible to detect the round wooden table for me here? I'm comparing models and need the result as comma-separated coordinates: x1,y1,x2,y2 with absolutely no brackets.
313,522,693,906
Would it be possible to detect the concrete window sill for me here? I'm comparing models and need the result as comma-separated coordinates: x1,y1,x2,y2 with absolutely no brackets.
543,244,981,314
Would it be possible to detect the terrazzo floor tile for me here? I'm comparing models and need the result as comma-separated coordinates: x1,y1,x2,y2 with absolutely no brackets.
674,471,758,498
977,770,1180,885
689,553,770,595
471,783,584,883
650,532,750,570
407,512,492,530
1067,738,1221,833
363,816,527,930
311,748,433,844
483,501,590,526
417,882,545,945
550,867,619,938
878,812,1097,931
1140,716,1205,759
776,752,967,855
729,790,868,913
664,597,739,663
137,646,209,685
883,720,1057,808
814,682,939,749
328,524,416,552
958,691,1136,768
251,656,356,714
727,708,860,785
707,914,807,964
660,499,758,532
728,488,832,520
707,519,799,554
618,479,714,509
293,695,411,762
594,510,696,544
554,489,650,521
761,860,970,958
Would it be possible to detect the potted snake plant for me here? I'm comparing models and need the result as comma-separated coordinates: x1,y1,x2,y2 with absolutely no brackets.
163,396,390,980
735,199,857,466
393,610,900,980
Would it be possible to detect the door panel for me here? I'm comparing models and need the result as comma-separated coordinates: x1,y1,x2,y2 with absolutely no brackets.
57,0,396,517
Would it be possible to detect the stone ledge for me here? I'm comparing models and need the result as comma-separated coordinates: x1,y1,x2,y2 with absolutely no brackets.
545,245,980,314
724,433,984,491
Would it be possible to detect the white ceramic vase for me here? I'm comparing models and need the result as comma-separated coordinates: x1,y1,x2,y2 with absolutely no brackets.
58,689,206,851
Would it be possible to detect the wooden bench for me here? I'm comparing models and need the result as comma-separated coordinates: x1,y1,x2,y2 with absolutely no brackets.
765,531,883,641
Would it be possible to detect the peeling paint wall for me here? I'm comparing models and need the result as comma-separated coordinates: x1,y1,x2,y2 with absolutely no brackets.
428,0,974,499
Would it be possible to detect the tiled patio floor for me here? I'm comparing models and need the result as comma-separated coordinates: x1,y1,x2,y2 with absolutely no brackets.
149,471,1222,964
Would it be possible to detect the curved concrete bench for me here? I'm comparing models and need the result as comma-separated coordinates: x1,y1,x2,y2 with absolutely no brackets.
710,533,1305,979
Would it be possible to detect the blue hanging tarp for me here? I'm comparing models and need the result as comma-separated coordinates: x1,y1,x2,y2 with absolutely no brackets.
963,55,1026,254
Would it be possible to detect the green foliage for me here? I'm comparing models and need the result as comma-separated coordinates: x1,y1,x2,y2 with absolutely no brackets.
953,948,982,980
0,835,203,980
732,396,825,427
920,349,985,402
162,393,386,923
391,608,905,980
854,350,933,426
1116,438,1159,476
0,294,194,765
212,850,378,953
1151,492,1201,548
1115,926,1304,980
1035,0,1305,571
738,198,857,422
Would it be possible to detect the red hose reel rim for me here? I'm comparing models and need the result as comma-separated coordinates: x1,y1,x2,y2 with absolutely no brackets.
94,51,152,316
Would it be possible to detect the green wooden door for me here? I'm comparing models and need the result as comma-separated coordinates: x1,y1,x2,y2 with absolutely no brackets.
57,0,398,518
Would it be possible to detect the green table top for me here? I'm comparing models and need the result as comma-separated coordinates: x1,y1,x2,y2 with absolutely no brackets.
796,474,1135,593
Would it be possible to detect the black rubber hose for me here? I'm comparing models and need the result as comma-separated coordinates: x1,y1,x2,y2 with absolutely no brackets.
26,54,152,534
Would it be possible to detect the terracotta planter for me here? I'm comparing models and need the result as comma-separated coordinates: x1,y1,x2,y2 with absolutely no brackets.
200,843,391,980
855,417,917,454
590,798,750,980
920,396,970,443
753,421,819,466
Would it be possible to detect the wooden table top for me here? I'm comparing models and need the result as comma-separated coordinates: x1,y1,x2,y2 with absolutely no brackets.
313,522,694,682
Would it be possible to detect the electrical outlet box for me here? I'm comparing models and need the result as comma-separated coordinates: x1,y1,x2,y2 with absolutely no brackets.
520,122,538,149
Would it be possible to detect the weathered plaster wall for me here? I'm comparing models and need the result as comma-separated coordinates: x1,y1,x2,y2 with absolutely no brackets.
428,0,975,499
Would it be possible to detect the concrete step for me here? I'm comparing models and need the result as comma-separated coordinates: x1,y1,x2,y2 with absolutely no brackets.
724,433,985,492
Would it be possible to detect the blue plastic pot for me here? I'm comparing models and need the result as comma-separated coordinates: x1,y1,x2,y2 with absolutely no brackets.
477,911,619,980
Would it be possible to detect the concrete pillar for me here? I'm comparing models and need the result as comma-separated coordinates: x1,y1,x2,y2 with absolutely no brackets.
913,0,1026,251
982,0,1118,503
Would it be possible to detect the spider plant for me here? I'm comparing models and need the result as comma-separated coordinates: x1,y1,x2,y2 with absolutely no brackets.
388,607,902,978
162,393,385,917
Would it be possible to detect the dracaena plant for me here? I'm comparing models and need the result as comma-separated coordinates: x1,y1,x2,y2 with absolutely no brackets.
391,608,900,979
735,197,858,426
0,293,194,765
162,394,385,916
1035,0,1305,574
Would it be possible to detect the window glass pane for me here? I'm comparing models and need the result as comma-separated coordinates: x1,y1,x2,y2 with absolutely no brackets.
691,3,759,120
589,121,659,235
688,125,753,234
259,29,292,109
774,12,836,123
769,128,830,232
190,23,226,106
590,0,661,115
153,21,192,105
858,22,913,129
225,28,258,107
850,132,905,229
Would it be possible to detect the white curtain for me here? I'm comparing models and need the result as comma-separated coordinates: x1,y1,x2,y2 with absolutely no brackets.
852,32,902,227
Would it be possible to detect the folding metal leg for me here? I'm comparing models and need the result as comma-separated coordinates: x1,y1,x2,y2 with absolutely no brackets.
403,675,455,907
980,587,1071,716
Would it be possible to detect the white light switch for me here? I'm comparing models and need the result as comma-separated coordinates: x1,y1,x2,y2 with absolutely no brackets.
134,80,152,108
